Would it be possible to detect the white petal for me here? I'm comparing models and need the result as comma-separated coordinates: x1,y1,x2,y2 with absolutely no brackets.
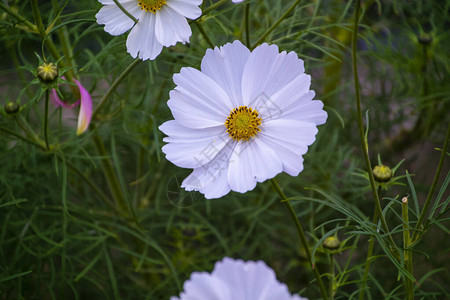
181,272,231,300
181,142,235,199
261,119,318,155
96,1,140,36
126,13,163,60
201,41,251,107
155,5,192,46
242,44,305,106
160,120,229,168
258,119,318,176
169,67,233,128
166,0,202,19
281,96,328,126
227,138,283,193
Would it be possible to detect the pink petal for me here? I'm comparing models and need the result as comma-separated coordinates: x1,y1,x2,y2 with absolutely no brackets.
74,79,92,135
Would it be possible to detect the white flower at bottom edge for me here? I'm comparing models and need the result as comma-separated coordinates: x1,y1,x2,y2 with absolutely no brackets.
95,0,202,60
159,40,328,199
170,257,308,300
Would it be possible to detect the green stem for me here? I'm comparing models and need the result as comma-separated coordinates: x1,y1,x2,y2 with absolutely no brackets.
251,0,302,49
201,0,230,16
51,0,77,79
351,0,395,248
44,89,50,150
270,179,328,300
0,126,46,150
92,129,128,213
92,58,141,121
244,3,250,47
412,122,450,241
195,21,214,48
329,253,335,300
358,187,380,300
402,197,414,300
30,0,62,64
0,2,37,30
112,0,138,23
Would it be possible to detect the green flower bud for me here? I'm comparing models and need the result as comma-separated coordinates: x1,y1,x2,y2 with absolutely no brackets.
4,102,20,114
373,164,392,183
37,62,58,83
418,33,432,45
323,236,340,250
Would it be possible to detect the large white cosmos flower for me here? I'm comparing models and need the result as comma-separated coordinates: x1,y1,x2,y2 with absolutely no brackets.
96,0,202,60
159,41,327,199
170,257,307,300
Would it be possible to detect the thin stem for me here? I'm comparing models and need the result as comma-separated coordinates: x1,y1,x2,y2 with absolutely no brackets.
112,0,138,23
30,0,62,63
358,187,380,300
270,179,328,300
329,254,335,300
92,128,128,213
201,0,229,16
402,197,414,300
244,3,250,47
195,21,214,48
0,2,37,30
412,122,450,241
44,89,50,150
351,0,396,248
0,126,46,150
92,58,141,121
251,0,302,49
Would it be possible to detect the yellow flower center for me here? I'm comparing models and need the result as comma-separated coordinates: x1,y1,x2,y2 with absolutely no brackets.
225,106,262,141
137,0,166,13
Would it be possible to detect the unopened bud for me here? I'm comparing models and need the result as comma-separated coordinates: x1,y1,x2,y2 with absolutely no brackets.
323,236,340,250
37,62,58,83
5,102,20,114
373,165,392,183
418,33,432,45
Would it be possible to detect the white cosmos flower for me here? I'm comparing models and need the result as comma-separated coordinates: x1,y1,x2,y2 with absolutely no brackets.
95,0,202,60
159,40,327,199
170,257,307,300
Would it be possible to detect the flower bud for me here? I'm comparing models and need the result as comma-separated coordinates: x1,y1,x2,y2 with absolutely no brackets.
323,236,340,250
373,164,392,183
4,102,20,114
418,33,432,46
37,62,58,83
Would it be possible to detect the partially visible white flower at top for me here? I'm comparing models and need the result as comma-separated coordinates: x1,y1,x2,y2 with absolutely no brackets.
96,0,202,60
170,257,308,300
159,40,327,199
232,0,245,3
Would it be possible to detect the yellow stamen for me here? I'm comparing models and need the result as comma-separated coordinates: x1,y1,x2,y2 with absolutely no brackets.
137,0,166,13
225,106,262,141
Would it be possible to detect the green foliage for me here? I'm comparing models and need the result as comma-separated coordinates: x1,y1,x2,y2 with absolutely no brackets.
0,0,449,299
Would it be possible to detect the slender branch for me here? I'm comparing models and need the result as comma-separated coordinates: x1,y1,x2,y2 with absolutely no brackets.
0,126,46,150
195,21,214,48
244,3,250,47
412,122,450,241
0,2,37,30
271,179,328,300
351,0,395,248
92,128,128,213
92,58,141,121
201,0,229,16
251,0,302,49
358,187,380,300
402,197,414,300
30,0,62,62
112,0,138,23
44,89,50,150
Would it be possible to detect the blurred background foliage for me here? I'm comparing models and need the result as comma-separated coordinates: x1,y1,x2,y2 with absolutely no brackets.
0,0,449,299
